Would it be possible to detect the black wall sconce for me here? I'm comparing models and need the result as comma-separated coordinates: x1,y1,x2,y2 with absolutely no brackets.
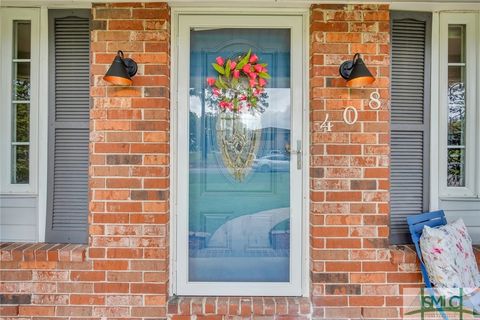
103,50,138,86
339,53,375,87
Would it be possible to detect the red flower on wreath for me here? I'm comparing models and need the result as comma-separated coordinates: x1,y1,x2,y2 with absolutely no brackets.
206,49,270,114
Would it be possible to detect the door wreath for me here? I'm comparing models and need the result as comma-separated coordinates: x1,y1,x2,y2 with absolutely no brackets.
205,50,271,181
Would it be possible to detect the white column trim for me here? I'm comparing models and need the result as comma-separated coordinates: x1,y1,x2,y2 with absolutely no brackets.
429,11,440,210
37,6,49,242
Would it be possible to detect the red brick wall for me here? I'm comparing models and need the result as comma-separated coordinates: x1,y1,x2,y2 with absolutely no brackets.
1,3,171,319
1,3,475,320
89,2,171,318
309,4,400,319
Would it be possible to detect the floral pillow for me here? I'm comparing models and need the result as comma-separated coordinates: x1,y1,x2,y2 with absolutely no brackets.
420,218,480,288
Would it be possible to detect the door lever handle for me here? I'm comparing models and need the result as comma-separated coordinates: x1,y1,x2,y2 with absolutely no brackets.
285,140,302,170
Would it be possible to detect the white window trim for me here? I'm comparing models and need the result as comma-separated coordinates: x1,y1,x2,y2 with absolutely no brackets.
0,8,41,195
438,12,478,198
170,8,310,297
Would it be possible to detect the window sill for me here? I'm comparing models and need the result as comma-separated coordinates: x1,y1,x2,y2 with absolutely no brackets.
167,296,311,317
0,242,87,263
438,196,480,201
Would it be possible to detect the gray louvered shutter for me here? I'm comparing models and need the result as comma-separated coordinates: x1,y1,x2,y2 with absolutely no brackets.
46,10,90,243
390,12,432,244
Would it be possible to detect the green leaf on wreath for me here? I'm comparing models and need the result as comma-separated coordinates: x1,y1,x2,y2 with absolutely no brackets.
233,97,238,111
258,72,271,79
212,63,225,75
225,60,231,79
215,79,227,89
217,76,228,89
236,49,252,70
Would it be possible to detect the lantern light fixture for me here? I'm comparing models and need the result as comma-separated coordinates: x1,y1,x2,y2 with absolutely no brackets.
103,50,138,86
339,53,375,88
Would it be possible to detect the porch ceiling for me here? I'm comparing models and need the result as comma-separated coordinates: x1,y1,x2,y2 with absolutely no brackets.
2,0,480,10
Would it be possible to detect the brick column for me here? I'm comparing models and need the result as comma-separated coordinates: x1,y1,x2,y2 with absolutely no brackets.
309,4,392,319
89,3,170,317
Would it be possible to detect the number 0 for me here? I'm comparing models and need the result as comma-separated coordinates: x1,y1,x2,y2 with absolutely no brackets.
343,106,358,125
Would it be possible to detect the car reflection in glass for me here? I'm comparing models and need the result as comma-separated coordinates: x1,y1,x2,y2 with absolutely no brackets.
253,154,290,172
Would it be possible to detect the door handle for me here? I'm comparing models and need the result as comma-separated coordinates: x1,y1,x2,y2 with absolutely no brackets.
285,140,302,170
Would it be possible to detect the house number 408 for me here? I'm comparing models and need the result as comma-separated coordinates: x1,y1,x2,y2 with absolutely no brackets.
319,91,381,132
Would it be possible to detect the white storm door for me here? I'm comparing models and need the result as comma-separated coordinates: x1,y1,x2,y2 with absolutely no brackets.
175,14,305,296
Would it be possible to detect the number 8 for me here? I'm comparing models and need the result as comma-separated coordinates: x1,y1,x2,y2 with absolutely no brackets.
369,91,381,110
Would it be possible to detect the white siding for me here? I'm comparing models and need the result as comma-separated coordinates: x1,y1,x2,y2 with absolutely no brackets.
440,199,480,244
0,195,38,242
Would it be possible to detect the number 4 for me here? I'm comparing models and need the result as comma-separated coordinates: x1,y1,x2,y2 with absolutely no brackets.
320,113,333,132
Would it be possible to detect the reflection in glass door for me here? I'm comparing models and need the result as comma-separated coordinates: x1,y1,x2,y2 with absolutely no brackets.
176,14,304,296
189,28,291,282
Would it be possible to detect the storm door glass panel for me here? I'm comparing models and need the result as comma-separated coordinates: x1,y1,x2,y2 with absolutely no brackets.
447,25,466,187
189,29,291,282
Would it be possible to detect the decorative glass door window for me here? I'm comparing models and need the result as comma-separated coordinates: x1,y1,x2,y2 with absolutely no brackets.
439,13,477,197
0,8,39,193
175,15,305,296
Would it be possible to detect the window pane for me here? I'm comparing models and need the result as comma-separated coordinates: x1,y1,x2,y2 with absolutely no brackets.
447,24,467,188
448,65,464,83
13,103,30,142
13,62,31,101
448,25,465,63
11,20,31,185
13,21,31,60
12,145,29,184
447,148,465,187
447,67,465,146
